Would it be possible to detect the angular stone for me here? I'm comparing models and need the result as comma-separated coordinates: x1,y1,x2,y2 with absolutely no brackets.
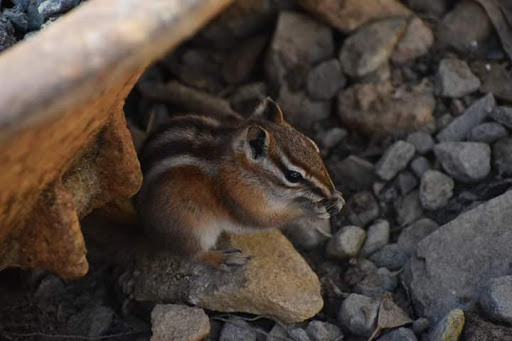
298,0,411,33
391,18,434,64
395,190,423,227
490,106,512,128
338,80,435,137
326,225,366,259
306,321,343,341
410,156,431,179
472,61,512,102
219,318,257,341
436,93,495,142
376,141,416,181
436,58,481,98
434,142,491,182
360,220,390,256
307,59,346,100
353,267,398,298
427,309,465,341
419,170,454,210
406,131,434,155
468,122,507,143
479,276,512,325
397,218,438,255
151,304,210,341
339,18,407,77
339,294,380,337
493,137,512,176
403,190,512,322
398,171,418,195
131,230,323,324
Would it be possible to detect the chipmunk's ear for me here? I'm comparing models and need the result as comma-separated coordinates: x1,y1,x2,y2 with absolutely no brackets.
246,125,269,159
252,97,284,124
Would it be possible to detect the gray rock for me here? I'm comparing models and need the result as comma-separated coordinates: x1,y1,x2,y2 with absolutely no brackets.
419,170,454,210
427,309,465,341
434,142,491,182
436,0,492,54
395,190,423,226
397,218,438,255
468,122,507,143
326,225,366,259
353,267,398,297
339,18,407,77
329,155,376,192
493,137,512,176
34,274,65,300
436,58,481,98
376,141,416,181
369,244,409,271
277,86,331,132
306,321,343,341
68,306,115,339
346,191,379,227
267,324,289,341
490,106,512,128
462,313,512,341
307,59,346,100
436,93,495,142
3,5,28,32
0,16,16,52
398,171,418,195
410,156,431,179
289,328,311,341
377,328,418,341
283,217,330,251
266,11,334,91
220,318,257,341
479,276,512,325
318,127,347,149
403,190,512,322
412,317,430,335
406,131,434,155
360,219,390,256
437,114,454,131
151,304,210,341
223,35,267,84
338,294,379,337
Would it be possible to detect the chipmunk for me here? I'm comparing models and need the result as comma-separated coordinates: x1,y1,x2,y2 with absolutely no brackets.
137,98,344,268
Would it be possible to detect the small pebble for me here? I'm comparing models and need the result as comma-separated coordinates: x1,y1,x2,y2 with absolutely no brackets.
398,171,418,195
360,219,390,256
306,321,343,341
434,142,491,182
220,318,257,341
419,170,454,210
410,156,431,178
412,317,431,335
376,141,416,181
307,59,346,100
490,106,512,128
377,327,418,341
326,225,366,259
369,244,410,271
468,122,507,143
493,137,512,176
353,267,398,297
395,190,423,226
406,131,434,154
428,309,464,341
346,191,379,227
338,294,379,337
479,275,512,325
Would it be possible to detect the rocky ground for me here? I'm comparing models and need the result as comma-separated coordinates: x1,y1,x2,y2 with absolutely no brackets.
2,0,512,340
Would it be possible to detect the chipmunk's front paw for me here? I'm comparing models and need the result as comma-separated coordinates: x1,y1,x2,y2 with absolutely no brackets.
199,249,251,271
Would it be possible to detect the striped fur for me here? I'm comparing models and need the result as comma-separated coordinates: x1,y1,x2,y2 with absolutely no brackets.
137,98,344,264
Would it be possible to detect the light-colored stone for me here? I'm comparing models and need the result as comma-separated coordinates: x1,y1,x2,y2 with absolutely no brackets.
326,225,366,259
419,170,454,210
434,142,491,182
298,0,411,33
392,18,434,64
376,141,415,181
337,80,435,137
428,309,465,341
132,230,323,324
338,294,380,337
479,276,512,325
151,304,210,341
340,18,407,77
436,58,481,98
360,220,390,256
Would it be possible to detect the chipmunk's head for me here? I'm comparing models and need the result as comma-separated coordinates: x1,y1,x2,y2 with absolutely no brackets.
236,97,344,220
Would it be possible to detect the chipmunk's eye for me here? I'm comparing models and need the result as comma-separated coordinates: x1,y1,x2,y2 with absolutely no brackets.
286,170,302,183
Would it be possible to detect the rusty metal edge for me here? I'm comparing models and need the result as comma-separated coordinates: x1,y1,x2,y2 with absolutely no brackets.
0,0,234,143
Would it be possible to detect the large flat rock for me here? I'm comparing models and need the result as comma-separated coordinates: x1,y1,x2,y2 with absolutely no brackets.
403,190,512,322
129,230,323,324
